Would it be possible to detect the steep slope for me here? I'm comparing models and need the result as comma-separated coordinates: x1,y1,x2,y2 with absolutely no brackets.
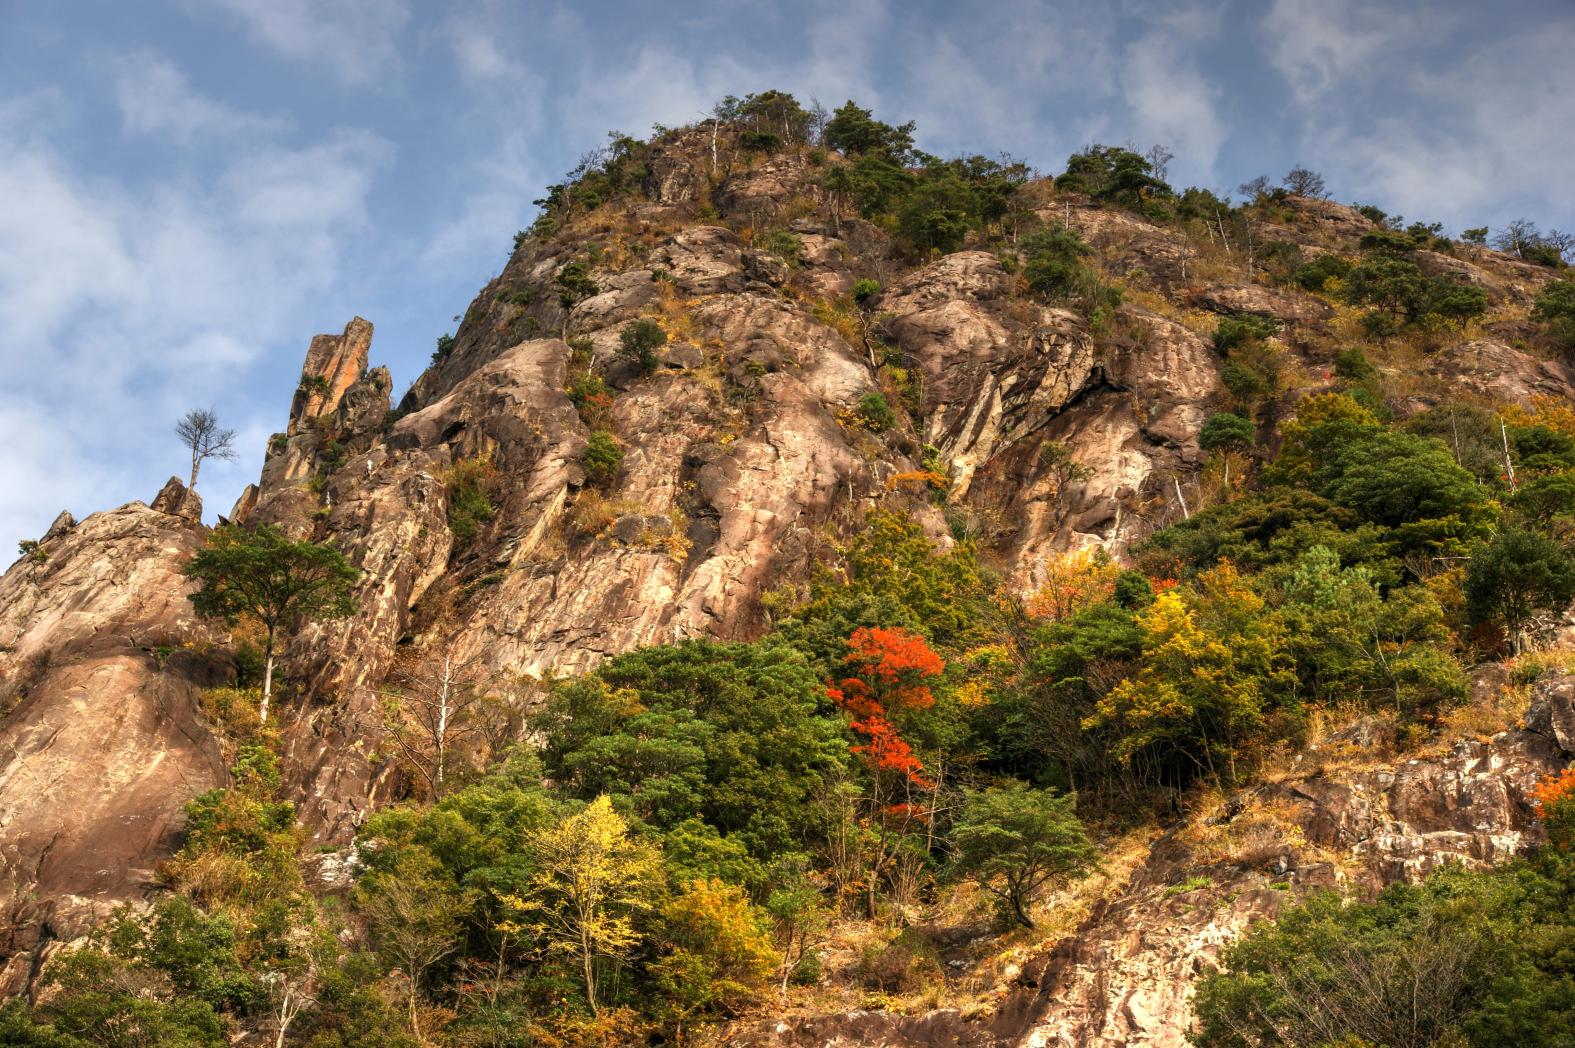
1,118,1571,1035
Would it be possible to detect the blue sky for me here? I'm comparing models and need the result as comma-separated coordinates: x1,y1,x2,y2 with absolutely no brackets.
2,0,1573,553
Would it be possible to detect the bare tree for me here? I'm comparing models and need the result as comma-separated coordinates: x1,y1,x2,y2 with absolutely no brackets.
1494,218,1542,259
1144,143,1175,183
382,646,488,799
175,408,236,491
1237,175,1273,202
1281,165,1329,199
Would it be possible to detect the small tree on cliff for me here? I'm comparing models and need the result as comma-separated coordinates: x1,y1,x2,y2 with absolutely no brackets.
185,525,360,720
175,408,237,492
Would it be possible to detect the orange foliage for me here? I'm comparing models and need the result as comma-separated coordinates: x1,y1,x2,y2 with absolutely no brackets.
827,627,944,789
1028,548,1120,621
1533,767,1575,813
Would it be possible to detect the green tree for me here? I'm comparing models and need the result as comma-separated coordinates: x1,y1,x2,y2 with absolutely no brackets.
1199,413,1255,453
950,782,1097,928
1465,528,1575,653
581,430,624,487
1533,278,1575,352
619,318,667,375
355,848,477,1041
184,525,359,720
822,101,915,161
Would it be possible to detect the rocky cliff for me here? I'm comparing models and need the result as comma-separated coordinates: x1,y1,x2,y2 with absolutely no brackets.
1,122,1570,1033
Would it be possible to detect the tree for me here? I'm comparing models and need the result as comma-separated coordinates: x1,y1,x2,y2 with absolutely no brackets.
951,782,1096,928
1200,412,1256,453
1194,878,1505,1048
822,101,915,162
1532,278,1575,352
1281,165,1328,199
184,525,360,720
826,627,944,915
501,796,662,1016
382,646,487,801
649,878,777,1036
1086,563,1290,785
619,318,667,375
175,409,236,493
356,848,476,1041
1465,528,1575,653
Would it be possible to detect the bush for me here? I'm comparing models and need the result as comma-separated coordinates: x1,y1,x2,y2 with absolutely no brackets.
1211,314,1279,354
1533,278,1575,352
1019,224,1119,314
757,229,803,267
619,319,667,375
445,457,497,545
852,278,882,305
555,261,600,308
582,430,623,487
855,392,897,431
431,333,456,364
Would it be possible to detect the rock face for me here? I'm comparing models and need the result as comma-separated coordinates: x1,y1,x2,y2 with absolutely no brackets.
744,678,1575,1048
2,124,1571,1019
0,498,228,992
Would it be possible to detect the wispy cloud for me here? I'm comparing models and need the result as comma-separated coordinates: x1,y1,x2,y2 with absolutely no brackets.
0,69,391,547
115,51,291,142
196,0,412,85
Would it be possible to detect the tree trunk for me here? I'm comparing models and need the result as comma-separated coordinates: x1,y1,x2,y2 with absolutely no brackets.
1012,892,1035,929
260,629,276,722
188,456,200,492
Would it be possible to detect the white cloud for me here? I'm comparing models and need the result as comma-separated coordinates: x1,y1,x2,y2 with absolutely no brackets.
1119,8,1227,185
195,0,411,85
115,52,290,142
1261,0,1424,104
0,76,391,552
1301,23,1575,230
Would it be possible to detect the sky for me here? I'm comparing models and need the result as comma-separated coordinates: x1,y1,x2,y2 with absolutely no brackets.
2,0,1573,555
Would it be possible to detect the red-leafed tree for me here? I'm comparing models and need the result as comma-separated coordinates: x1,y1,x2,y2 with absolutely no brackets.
827,627,944,915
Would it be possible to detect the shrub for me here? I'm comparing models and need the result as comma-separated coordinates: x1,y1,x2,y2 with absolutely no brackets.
582,430,624,487
852,278,882,305
619,319,667,375
1211,314,1279,354
855,392,897,431
555,261,600,308
1533,278,1575,352
757,229,803,267
445,457,497,545
431,334,456,364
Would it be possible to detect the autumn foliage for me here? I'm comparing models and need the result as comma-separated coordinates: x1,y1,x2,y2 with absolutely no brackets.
827,627,943,788
1533,767,1575,849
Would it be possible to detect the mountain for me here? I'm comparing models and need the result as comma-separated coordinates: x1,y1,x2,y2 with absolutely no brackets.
3,97,1574,1045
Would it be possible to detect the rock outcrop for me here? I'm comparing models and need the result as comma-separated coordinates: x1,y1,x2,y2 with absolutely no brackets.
0,496,228,991
744,677,1575,1047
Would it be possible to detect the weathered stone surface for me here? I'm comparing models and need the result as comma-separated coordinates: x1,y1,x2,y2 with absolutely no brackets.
1192,283,1335,324
150,476,202,521
0,504,228,992
740,677,1575,1048
1427,339,1575,407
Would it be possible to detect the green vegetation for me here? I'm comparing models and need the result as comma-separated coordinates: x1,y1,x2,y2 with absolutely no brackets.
444,455,498,546
22,87,1575,1048
1195,777,1575,1048
581,430,624,487
183,525,359,721
619,318,667,375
